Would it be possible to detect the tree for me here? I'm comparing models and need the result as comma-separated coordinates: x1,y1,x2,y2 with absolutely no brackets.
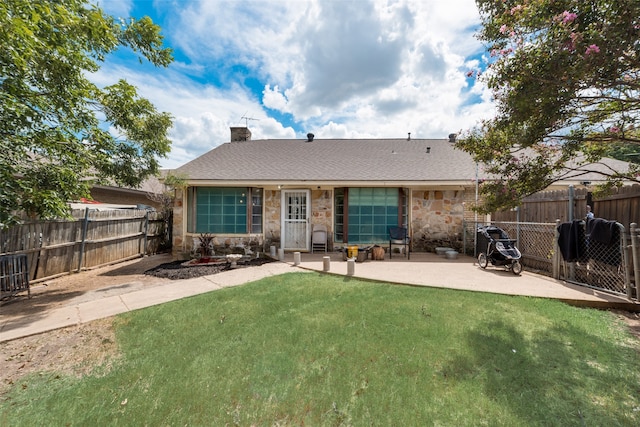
145,172,187,251
146,172,188,217
457,0,640,212
0,0,173,228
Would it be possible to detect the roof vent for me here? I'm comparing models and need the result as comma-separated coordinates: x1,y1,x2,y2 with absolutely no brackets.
448,133,457,143
407,132,411,141
306,133,315,142
426,146,431,154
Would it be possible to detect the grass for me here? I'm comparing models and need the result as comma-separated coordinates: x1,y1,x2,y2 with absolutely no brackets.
2,272,640,426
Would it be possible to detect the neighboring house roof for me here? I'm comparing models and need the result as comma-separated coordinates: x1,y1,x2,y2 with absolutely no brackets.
90,171,167,196
553,155,634,185
177,138,483,184
75,171,168,210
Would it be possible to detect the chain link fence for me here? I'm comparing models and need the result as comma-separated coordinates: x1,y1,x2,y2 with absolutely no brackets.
556,219,628,296
463,221,556,274
463,220,635,300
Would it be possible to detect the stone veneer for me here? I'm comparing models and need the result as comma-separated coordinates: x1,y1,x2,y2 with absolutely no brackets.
173,186,475,257
262,190,280,248
410,188,471,252
262,189,333,250
173,188,334,257
172,187,185,254
310,189,333,249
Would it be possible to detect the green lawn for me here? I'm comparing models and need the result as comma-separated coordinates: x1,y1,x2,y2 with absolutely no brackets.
2,272,639,426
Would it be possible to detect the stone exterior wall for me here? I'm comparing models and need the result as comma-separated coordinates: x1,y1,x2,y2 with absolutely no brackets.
410,188,470,252
172,187,185,254
263,190,281,249
310,189,333,249
172,186,477,257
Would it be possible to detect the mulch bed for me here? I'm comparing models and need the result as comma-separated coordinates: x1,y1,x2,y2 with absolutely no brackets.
145,257,274,280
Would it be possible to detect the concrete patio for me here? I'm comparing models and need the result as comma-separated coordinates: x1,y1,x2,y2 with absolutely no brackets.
280,250,640,311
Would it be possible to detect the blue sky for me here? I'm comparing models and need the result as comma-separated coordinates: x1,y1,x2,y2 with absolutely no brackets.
96,0,494,169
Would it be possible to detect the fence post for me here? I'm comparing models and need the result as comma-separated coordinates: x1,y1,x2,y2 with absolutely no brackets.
77,208,90,272
553,219,560,279
463,220,471,256
143,211,150,256
568,185,575,221
630,223,638,300
515,206,521,247
472,221,478,259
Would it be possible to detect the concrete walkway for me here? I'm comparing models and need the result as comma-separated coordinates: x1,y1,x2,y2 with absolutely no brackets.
1,252,638,342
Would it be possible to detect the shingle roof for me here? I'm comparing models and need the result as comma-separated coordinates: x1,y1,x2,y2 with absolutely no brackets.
175,136,634,186
176,138,482,183
558,155,633,183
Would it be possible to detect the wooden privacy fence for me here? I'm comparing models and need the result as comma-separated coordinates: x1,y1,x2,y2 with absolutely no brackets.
492,184,640,227
0,209,168,285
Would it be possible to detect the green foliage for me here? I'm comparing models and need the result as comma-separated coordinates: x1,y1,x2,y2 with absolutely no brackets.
0,0,173,228
459,0,640,212
197,232,214,257
606,141,640,164
2,273,639,425
146,171,188,215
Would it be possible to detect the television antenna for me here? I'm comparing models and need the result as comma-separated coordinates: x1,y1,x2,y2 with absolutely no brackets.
240,112,259,127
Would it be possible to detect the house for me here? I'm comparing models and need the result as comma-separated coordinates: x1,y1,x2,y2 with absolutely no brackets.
69,173,168,212
171,128,487,256
171,127,634,256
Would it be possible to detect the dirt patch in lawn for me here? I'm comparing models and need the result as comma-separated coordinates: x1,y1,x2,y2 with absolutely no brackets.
1,254,274,397
0,318,119,397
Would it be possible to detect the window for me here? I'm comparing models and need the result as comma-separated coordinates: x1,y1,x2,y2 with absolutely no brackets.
251,188,263,233
188,187,263,234
334,188,345,243
334,187,406,243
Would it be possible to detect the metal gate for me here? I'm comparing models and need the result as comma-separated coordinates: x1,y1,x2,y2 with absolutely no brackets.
1,254,30,302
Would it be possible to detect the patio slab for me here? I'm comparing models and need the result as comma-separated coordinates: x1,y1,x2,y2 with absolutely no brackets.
1,251,638,343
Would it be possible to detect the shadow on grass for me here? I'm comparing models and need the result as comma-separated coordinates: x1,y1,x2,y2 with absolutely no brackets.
441,319,639,425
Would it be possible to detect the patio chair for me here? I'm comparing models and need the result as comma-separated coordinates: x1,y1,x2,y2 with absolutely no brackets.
311,224,328,253
389,226,410,259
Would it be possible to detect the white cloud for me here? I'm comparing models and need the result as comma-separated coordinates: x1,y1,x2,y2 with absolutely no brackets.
97,0,494,167
291,1,408,111
262,85,291,114
92,64,294,169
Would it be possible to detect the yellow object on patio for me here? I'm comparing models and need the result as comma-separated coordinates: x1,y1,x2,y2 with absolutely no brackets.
347,245,359,258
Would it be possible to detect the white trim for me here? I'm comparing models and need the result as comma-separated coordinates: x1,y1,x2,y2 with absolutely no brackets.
280,189,311,251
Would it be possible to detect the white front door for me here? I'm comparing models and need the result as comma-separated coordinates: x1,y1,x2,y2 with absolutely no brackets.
282,190,310,251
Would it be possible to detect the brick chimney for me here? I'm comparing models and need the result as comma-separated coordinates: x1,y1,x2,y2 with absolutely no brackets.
230,127,252,142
